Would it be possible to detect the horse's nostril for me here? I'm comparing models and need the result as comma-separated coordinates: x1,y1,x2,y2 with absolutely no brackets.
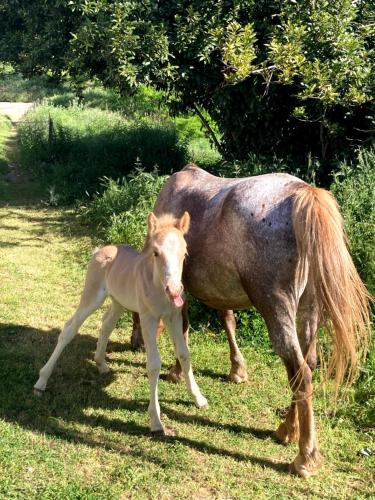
165,285,171,295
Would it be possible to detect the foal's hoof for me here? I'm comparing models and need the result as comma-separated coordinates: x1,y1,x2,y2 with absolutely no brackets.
289,449,323,478
195,396,209,409
150,426,176,439
166,366,183,384
33,388,45,397
97,364,111,374
229,368,248,384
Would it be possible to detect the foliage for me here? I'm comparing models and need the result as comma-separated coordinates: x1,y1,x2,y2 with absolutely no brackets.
17,104,187,200
0,65,69,102
330,151,375,427
331,149,375,297
81,172,167,249
0,114,12,172
1,1,375,181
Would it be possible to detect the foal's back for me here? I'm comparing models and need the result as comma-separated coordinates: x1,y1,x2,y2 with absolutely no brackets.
154,165,305,312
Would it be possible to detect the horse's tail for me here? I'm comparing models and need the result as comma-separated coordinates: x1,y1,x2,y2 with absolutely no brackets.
292,184,372,389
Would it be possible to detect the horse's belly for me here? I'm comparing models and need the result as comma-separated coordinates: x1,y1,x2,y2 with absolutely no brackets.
184,263,251,310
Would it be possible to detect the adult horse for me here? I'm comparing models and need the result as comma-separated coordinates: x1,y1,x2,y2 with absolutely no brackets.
133,164,371,477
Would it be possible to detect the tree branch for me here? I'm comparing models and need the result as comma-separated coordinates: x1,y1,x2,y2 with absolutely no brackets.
192,103,226,158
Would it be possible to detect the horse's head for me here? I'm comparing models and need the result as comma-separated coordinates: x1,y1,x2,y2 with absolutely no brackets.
147,212,190,307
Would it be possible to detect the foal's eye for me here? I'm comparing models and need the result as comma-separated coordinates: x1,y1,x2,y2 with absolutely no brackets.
153,250,159,257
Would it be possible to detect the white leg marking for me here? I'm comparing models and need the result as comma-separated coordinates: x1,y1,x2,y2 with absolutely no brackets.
165,313,208,409
140,314,164,432
34,289,107,392
94,301,124,373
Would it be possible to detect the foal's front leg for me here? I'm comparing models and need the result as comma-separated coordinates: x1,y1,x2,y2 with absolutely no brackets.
164,311,208,409
140,313,164,434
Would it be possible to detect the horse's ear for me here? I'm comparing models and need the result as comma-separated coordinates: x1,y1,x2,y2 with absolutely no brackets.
148,212,158,235
177,211,190,235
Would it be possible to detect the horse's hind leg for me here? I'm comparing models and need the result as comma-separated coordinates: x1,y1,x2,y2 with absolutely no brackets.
218,309,248,383
94,300,125,373
275,285,319,446
34,266,107,393
267,312,322,477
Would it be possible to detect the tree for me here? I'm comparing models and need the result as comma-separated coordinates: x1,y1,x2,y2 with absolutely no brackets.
1,0,374,180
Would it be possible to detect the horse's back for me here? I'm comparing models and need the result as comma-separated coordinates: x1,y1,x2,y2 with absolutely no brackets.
154,165,305,311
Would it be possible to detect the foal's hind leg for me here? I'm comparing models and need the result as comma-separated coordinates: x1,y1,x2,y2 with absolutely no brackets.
34,270,107,393
218,309,248,383
94,300,125,374
267,313,322,477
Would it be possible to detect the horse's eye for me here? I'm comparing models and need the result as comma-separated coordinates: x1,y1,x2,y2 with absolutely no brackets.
153,250,159,257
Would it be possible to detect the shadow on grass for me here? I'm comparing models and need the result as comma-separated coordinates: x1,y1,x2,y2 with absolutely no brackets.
0,207,96,257
0,322,289,474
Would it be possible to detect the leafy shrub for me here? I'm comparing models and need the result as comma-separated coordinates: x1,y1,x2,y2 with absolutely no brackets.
330,150,375,426
81,171,167,249
17,104,187,201
331,150,375,297
188,138,222,172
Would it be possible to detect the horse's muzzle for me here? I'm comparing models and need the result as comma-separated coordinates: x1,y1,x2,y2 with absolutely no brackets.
165,284,184,308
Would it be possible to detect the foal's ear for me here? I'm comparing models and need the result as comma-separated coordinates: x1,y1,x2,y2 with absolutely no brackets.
177,211,190,235
147,212,159,235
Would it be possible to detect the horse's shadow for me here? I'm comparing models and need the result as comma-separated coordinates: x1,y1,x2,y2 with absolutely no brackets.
0,322,288,473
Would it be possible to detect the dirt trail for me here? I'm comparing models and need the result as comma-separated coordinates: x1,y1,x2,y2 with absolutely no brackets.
0,102,33,123
0,102,34,188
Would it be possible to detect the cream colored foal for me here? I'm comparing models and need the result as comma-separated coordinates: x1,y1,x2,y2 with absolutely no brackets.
34,212,208,434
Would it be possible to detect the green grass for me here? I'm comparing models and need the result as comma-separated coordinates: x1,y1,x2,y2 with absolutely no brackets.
0,72,373,498
0,114,12,172
0,167,373,499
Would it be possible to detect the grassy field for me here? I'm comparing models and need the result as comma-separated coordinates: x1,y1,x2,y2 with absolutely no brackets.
0,116,374,499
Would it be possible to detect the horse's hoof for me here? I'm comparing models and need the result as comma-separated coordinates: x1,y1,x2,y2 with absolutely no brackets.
166,366,183,384
150,426,175,438
289,449,323,478
33,388,44,397
97,364,111,374
275,421,299,445
229,370,248,384
195,396,209,409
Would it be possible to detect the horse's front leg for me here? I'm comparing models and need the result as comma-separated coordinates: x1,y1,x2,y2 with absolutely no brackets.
164,311,208,409
218,309,248,383
140,313,164,434
167,300,188,383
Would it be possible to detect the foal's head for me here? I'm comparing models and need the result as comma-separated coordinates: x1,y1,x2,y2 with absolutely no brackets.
147,212,190,307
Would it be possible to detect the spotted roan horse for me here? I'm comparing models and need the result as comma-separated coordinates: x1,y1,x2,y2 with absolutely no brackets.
133,165,371,477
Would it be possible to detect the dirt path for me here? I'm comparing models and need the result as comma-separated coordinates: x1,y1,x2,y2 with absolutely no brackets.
0,102,42,202
0,102,34,123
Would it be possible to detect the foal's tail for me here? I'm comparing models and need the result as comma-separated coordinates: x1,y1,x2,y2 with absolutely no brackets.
292,184,372,389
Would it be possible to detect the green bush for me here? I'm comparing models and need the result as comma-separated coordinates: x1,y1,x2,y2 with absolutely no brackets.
81,171,168,249
331,150,375,297
331,150,375,426
17,104,187,200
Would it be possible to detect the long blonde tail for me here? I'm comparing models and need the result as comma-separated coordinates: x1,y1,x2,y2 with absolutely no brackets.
292,184,372,388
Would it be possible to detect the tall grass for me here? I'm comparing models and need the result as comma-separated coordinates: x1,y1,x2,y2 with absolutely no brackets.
331,150,375,427
81,171,168,249
17,104,187,200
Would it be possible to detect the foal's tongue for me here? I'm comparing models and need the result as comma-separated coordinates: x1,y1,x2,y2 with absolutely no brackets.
172,294,184,308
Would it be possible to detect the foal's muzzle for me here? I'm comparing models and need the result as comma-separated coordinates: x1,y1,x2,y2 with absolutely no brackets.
165,284,184,308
